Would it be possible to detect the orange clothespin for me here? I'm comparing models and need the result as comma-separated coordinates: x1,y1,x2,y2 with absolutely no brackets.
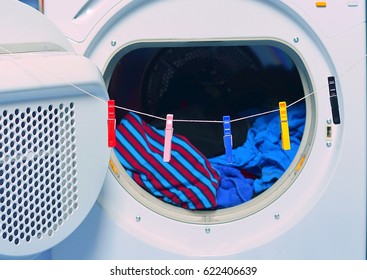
279,101,291,150
163,114,174,162
107,100,116,148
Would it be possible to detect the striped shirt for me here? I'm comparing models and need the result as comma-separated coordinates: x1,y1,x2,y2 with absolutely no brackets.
114,113,220,210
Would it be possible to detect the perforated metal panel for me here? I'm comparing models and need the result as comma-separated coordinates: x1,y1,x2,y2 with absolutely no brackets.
0,52,110,257
0,102,79,246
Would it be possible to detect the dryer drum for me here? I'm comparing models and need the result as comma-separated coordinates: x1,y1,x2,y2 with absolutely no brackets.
108,44,308,215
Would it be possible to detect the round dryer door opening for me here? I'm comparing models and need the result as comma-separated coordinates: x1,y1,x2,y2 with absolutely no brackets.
106,41,315,224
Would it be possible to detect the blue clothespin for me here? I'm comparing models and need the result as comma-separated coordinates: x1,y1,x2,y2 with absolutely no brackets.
223,116,233,164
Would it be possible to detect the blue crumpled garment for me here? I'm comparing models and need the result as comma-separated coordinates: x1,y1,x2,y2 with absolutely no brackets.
209,103,306,194
212,164,254,208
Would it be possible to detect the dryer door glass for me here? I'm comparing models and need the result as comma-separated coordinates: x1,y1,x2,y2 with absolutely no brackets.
107,42,314,223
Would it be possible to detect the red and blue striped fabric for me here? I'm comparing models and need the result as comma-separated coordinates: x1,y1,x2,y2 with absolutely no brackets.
114,112,220,210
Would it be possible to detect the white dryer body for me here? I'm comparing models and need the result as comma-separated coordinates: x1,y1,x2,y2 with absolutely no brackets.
1,0,365,259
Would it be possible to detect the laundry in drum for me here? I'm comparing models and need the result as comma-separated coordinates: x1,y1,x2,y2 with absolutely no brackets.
209,103,306,195
114,102,305,209
114,112,220,210
111,46,307,209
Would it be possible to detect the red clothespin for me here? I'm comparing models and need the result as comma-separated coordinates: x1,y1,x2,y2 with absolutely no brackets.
107,100,116,148
163,114,174,162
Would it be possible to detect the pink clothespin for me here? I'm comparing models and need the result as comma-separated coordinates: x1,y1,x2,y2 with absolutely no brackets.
163,114,174,162
107,100,116,148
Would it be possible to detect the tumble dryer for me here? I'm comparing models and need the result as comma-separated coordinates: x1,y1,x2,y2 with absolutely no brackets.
1,0,366,259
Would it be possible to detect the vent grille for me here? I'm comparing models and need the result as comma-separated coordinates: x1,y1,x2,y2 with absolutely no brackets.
0,103,78,246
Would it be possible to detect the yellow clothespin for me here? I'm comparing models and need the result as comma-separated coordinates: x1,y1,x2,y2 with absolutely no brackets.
279,102,291,150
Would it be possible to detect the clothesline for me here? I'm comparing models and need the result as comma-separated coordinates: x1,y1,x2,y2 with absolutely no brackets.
1,45,365,124
115,91,314,124
113,102,307,209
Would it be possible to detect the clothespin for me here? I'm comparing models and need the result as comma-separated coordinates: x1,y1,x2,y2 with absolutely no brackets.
223,116,233,164
327,76,341,124
107,100,116,148
163,114,174,162
279,101,291,150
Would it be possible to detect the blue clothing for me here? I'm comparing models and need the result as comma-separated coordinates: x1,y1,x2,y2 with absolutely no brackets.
212,164,254,208
209,103,306,194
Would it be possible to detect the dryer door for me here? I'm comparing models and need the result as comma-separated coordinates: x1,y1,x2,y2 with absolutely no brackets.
0,0,110,257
